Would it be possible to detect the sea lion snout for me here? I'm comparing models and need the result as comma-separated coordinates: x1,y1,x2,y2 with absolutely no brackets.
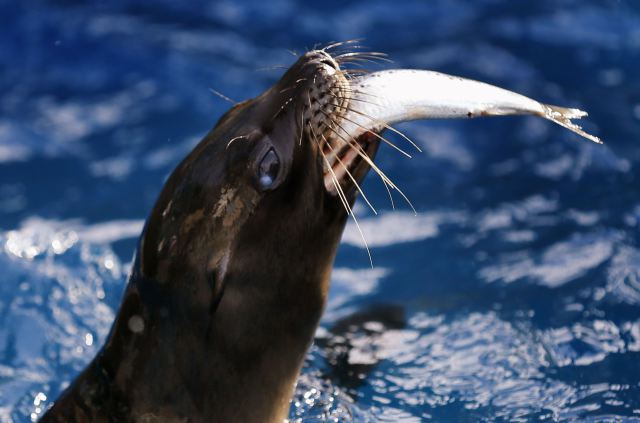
264,49,381,199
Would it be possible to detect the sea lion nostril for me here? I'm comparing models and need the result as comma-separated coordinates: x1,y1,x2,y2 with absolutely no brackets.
320,59,336,69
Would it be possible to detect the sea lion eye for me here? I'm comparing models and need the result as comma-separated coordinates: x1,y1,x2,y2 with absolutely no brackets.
257,147,281,190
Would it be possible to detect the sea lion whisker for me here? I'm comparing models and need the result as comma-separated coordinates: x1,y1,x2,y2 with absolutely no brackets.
275,79,308,107
335,60,374,70
335,56,392,68
349,209,374,268
339,55,391,64
324,122,416,213
286,79,311,124
272,96,296,120
281,78,308,96
340,69,371,77
335,43,368,51
321,115,387,178
348,88,383,100
326,164,375,268
339,65,371,71
310,124,373,267
327,97,423,152
325,157,350,213
339,114,414,160
330,47,370,58
339,70,376,81
315,108,381,163
321,117,404,211
321,105,413,158
321,112,408,187
323,126,384,184
334,83,382,100
382,173,396,210
320,115,381,175
388,178,416,214
331,94,379,107
345,51,388,57
209,88,236,105
335,67,357,77
336,57,390,67
329,171,351,214
308,123,350,214
299,109,305,146
336,57,381,65
320,132,378,215
334,51,390,60
321,39,364,52
254,65,290,72
226,134,249,149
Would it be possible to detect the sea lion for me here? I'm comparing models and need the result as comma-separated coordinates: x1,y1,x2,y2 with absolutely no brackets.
41,44,599,422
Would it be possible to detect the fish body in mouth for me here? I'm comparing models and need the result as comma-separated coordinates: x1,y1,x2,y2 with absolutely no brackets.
315,50,601,196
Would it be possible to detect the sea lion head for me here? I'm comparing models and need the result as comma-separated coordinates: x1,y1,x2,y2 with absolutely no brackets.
138,50,380,308
134,50,378,350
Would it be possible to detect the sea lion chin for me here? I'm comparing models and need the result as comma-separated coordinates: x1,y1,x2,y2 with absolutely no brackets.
41,43,600,423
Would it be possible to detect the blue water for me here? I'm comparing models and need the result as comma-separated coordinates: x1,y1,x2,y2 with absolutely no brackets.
1,0,639,421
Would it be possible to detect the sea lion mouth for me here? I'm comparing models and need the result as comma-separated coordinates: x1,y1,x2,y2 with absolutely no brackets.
296,49,387,199
293,50,376,197
320,130,378,196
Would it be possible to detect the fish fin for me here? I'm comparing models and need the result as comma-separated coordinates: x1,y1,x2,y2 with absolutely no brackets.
541,104,603,144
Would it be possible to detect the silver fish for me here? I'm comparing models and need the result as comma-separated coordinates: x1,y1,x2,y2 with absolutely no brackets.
337,69,601,144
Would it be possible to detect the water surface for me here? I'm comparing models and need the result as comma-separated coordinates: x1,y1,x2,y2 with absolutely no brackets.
1,1,639,421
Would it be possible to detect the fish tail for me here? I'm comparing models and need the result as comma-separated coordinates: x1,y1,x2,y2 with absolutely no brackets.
541,104,602,144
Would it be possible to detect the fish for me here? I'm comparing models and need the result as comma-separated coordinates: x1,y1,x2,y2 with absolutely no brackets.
335,68,601,145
